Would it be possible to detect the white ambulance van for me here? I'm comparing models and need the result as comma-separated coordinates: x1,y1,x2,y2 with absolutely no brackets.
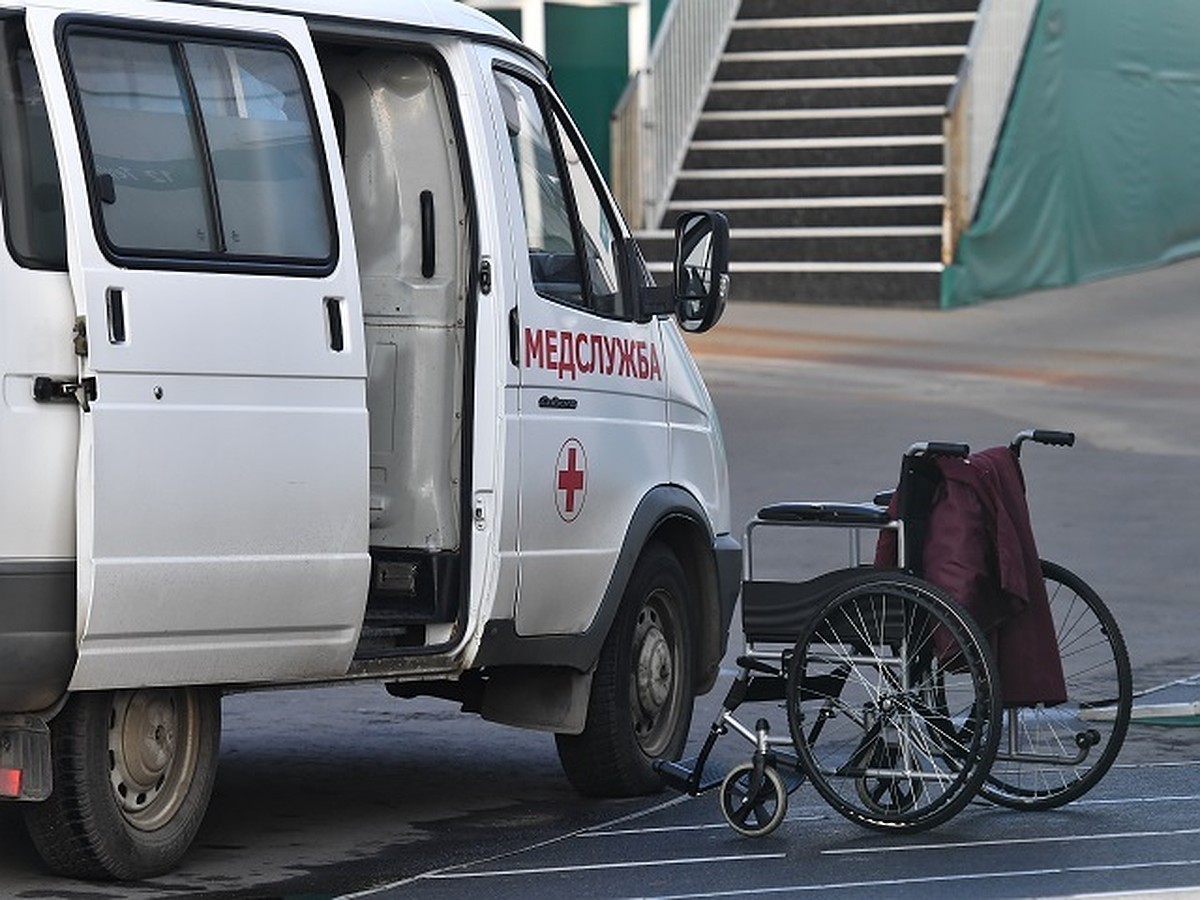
0,0,738,880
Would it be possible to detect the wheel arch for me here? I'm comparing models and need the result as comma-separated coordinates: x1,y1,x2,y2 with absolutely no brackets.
643,502,726,695
473,484,739,694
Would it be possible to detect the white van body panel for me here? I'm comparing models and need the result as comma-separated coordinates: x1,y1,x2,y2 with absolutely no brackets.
0,268,76,561
0,0,734,698
662,319,731,536
27,1,372,688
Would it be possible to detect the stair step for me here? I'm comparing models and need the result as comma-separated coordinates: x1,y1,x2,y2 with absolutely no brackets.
643,230,941,264
710,74,957,91
718,47,964,80
671,165,944,203
665,196,943,228
701,104,944,121
704,80,955,111
645,225,941,239
731,12,977,29
671,172,944,204
647,258,942,274
690,135,942,150
738,0,979,16
695,106,943,140
727,20,974,52
723,45,966,62
684,136,941,170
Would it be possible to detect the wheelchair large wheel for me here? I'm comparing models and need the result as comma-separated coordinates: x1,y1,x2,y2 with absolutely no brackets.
981,560,1131,810
786,573,1001,833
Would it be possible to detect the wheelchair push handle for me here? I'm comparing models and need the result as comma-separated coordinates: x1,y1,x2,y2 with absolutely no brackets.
1010,429,1075,455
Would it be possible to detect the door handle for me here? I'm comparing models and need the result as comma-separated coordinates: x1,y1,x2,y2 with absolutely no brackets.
325,296,345,352
420,190,435,278
508,307,519,366
105,287,126,344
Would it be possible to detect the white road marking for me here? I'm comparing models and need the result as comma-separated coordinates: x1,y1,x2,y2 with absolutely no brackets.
630,859,1200,899
421,853,787,880
581,814,825,837
821,826,1200,855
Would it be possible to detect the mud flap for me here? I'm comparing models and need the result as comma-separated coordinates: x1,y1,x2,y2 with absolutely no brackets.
0,715,52,800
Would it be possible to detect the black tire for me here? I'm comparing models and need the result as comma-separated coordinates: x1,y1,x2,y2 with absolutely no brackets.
981,560,1132,810
720,761,788,837
786,573,1001,833
556,542,695,796
23,687,221,879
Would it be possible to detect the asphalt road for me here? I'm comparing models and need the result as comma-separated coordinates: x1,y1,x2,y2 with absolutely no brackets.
3,258,1200,898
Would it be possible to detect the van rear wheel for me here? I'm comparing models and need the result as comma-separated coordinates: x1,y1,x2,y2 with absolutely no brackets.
556,543,694,796
24,687,220,879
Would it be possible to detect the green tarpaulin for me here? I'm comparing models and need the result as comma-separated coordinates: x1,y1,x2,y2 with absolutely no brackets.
943,0,1200,307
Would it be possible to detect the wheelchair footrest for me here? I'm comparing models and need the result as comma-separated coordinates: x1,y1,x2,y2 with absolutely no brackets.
656,756,726,795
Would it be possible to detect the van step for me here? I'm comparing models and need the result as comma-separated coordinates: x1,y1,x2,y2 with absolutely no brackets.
354,623,427,656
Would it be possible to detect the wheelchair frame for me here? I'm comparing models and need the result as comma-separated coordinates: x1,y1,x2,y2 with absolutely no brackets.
656,430,1132,837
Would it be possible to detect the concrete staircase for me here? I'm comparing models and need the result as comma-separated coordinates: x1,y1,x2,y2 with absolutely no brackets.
640,0,979,306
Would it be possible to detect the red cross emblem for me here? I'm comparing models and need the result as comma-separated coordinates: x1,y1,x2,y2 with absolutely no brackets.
555,438,587,522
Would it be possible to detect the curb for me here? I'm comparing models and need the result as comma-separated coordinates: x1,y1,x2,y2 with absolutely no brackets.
1129,674,1200,727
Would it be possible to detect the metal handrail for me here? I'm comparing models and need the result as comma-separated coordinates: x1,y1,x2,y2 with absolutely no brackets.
942,0,1039,264
611,0,740,230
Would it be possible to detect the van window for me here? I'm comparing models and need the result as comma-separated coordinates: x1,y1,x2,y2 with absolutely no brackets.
65,30,332,264
493,69,626,319
0,20,66,269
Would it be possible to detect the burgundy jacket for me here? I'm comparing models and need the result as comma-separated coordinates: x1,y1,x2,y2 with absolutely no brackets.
876,446,1067,706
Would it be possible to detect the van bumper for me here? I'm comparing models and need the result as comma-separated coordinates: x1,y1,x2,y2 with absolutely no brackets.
0,561,75,713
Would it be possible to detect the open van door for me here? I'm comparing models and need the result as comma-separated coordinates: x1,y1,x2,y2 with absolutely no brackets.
26,2,370,688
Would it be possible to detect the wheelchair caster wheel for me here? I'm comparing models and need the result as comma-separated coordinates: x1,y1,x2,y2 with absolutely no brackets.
719,762,787,837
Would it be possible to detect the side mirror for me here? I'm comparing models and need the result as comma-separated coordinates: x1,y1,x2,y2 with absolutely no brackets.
673,210,730,333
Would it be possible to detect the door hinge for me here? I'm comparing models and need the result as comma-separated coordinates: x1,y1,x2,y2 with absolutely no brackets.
32,376,96,411
479,257,492,295
72,316,88,358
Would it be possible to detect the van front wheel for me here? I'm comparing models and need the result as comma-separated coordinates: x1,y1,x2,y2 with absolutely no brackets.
556,543,694,796
24,687,221,880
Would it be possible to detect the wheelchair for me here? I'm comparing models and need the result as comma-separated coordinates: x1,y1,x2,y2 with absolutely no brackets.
657,430,1132,836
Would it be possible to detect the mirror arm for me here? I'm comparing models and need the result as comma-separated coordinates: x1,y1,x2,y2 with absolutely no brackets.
640,283,674,319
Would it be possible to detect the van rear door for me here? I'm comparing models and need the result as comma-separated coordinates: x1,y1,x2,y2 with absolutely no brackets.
26,2,370,689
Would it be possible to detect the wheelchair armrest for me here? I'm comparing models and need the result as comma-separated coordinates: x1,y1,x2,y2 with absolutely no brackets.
756,501,891,527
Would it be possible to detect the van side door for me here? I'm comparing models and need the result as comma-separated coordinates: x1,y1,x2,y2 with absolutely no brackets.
491,64,668,637
26,2,370,688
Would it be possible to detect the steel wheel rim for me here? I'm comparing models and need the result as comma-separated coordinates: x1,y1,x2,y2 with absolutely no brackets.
108,689,201,831
630,588,684,757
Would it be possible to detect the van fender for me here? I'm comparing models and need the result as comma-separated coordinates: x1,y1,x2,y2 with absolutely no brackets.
473,485,739,712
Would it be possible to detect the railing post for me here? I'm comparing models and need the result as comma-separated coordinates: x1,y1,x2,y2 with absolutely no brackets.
610,0,740,232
